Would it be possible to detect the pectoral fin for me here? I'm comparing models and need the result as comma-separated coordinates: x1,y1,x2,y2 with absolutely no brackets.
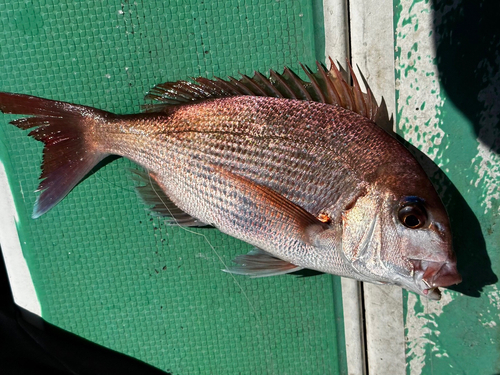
212,165,331,247
223,248,303,278
132,170,207,227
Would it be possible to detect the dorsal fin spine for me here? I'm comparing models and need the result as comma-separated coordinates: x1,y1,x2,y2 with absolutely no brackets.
228,76,254,95
194,77,225,96
300,63,326,103
179,81,208,99
269,70,296,99
171,82,199,100
315,61,340,105
328,58,354,110
283,67,312,101
214,77,242,95
253,71,283,98
358,70,377,119
347,61,367,117
240,74,268,96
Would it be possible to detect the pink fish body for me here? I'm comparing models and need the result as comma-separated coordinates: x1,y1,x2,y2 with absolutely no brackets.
0,60,461,299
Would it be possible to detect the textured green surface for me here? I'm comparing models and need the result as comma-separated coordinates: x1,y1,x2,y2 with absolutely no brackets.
395,1,500,374
0,0,347,374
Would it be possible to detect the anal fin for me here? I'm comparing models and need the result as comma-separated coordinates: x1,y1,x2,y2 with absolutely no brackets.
132,170,207,227
223,248,303,278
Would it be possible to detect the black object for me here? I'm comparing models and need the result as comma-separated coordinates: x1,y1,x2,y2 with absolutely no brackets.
0,247,170,375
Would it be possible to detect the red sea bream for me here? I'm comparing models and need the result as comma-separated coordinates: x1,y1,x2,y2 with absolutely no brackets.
0,59,461,299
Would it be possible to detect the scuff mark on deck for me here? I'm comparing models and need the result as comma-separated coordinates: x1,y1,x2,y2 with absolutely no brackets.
405,291,454,375
395,0,445,162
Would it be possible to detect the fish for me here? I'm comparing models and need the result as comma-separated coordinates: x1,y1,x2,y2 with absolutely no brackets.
0,58,461,300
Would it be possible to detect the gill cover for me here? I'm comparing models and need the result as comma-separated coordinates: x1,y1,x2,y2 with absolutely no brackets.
341,189,389,282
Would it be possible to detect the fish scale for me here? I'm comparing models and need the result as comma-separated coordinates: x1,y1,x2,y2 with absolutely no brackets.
109,97,375,218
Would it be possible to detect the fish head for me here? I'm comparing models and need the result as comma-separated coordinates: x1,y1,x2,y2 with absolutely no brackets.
387,194,461,300
340,174,461,300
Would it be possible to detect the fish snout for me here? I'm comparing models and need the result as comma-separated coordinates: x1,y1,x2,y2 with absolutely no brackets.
429,262,462,288
410,259,462,300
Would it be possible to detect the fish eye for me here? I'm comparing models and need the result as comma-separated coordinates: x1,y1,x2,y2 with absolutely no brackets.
398,200,427,229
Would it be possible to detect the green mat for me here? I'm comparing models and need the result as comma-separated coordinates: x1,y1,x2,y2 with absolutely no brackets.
0,0,347,373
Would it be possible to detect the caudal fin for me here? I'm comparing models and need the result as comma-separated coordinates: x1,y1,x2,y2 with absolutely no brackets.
0,93,113,218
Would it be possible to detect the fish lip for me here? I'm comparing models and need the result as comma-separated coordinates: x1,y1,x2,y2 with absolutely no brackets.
422,286,442,300
408,258,462,299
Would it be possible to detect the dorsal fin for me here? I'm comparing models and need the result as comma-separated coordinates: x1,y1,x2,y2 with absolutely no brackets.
143,58,389,127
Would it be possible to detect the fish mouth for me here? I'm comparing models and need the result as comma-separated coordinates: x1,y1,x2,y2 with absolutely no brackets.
409,259,462,300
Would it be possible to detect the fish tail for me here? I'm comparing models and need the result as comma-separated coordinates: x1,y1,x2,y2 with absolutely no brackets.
0,92,113,218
